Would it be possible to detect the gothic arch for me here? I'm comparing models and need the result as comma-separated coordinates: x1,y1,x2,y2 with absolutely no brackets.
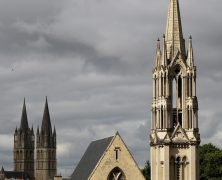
170,57,187,74
182,156,188,180
107,167,126,180
182,156,187,163
176,156,181,180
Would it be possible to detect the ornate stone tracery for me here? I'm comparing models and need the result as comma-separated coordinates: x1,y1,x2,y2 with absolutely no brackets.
108,167,126,180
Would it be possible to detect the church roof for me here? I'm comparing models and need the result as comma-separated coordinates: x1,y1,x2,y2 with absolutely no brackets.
71,136,114,180
1,171,30,179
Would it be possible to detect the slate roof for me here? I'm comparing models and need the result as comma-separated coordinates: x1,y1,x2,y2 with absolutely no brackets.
71,136,114,180
4,171,30,179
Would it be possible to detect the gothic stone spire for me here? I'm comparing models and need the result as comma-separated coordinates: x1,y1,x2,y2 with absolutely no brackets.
14,99,35,178
41,96,52,136
20,98,29,132
36,97,57,180
187,35,194,67
150,0,200,179
165,0,186,58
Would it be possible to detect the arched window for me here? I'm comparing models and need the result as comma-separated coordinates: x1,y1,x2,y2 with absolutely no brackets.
108,167,126,180
17,151,19,159
172,65,184,127
176,157,181,180
182,156,187,180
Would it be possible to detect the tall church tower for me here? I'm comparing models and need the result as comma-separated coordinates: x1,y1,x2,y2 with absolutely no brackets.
150,0,200,179
36,98,57,180
14,99,35,178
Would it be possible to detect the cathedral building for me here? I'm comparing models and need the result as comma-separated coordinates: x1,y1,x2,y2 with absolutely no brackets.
150,0,200,179
13,98,57,180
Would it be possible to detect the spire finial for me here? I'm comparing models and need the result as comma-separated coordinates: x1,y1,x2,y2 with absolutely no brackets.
156,38,161,50
155,38,161,67
161,35,168,66
187,36,194,66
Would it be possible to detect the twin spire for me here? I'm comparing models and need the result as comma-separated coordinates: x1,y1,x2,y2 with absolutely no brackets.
18,97,55,137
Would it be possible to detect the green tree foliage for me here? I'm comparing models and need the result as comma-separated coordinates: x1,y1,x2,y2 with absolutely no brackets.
142,144,222,180
199,143,222,180
141,161,151,180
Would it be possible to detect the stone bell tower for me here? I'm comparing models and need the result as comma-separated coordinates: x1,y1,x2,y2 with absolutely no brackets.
14,99,35,178
149,0,200,179
36,97,57,180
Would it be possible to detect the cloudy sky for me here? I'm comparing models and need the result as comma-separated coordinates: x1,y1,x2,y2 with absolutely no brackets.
0,0,221,177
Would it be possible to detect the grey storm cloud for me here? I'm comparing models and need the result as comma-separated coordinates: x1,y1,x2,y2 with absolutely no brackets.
0,0,221,177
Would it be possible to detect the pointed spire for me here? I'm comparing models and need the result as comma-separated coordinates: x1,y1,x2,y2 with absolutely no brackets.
161,34,168,66
187,36,194,67
1,166,4,172
53,126,56,136
165,0,185,58
15,126,18,133
31,125,34,135
155,38,161,67
37,125,39,135
157,38,160,50
52,126,56,147
41,96,52,136
20,98,29,131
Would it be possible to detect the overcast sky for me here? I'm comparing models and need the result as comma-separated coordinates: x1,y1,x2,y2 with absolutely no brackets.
0,0,221,177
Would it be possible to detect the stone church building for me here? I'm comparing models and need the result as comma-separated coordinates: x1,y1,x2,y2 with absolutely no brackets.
71,132,145,180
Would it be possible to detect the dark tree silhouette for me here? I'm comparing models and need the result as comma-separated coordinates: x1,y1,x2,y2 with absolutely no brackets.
141,161,150,180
